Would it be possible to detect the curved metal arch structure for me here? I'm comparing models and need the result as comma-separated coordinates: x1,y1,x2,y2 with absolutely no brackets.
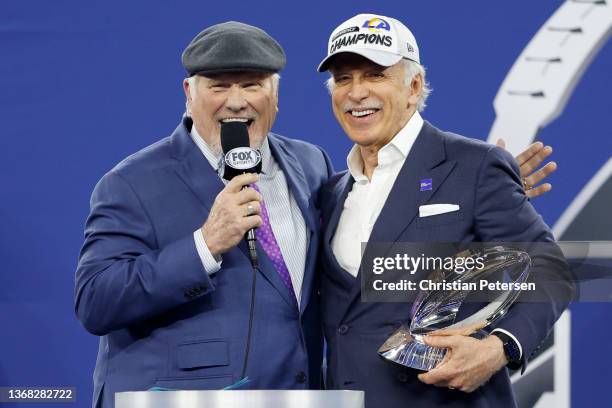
487,0,612,156
486,1,612,407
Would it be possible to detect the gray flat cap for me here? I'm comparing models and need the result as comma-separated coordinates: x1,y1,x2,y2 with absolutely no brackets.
182,21,286,76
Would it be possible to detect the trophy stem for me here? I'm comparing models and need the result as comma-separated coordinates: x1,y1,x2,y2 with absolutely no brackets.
378,327,447,371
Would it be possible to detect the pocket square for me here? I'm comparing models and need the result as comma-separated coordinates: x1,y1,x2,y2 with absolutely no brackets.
419,204,460,217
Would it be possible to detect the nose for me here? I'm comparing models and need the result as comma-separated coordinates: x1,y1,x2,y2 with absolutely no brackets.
225,86,248,112
347,78,369,102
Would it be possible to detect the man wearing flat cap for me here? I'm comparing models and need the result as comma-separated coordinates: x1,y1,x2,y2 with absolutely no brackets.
75,21,333,407
317,13,573,408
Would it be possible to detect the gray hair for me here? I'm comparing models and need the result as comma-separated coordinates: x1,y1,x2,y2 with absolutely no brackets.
185,73,281,116
324,59,431,112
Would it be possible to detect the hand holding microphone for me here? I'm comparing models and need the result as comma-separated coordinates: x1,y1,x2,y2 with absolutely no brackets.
201,121,263,261
201,173,262,257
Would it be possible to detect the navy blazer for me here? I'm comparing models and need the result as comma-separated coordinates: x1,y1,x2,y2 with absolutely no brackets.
319,121,573,408
75,118,334,408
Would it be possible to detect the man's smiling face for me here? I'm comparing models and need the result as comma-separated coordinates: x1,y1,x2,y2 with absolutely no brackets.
184,71,278,155
329,53,419,150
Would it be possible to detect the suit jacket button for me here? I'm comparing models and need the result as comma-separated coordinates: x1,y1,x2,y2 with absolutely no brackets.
295,371,307,383
338,325,349,334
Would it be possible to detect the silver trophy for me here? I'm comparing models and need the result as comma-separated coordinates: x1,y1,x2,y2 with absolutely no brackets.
378,245,531,371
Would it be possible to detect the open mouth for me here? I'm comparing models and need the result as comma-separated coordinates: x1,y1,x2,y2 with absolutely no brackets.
348,109,380,118
219,117,255,127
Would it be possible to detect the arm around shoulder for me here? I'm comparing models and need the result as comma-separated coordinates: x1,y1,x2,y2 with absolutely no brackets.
474,146,574,371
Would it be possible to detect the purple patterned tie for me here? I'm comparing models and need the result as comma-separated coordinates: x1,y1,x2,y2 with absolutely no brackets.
251,184,298,306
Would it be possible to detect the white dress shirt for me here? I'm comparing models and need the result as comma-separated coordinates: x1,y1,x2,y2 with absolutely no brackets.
190,126,309,305
332,111,423,277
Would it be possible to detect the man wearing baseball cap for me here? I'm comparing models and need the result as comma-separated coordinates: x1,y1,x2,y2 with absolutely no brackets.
317,14,572,407
75,22,333,407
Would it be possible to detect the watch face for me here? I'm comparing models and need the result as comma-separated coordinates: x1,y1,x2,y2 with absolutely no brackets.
505,340,521,363
493,332,521,363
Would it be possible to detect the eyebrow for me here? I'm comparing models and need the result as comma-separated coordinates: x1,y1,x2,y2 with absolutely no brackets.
208,81,231,86
332,65,386,75
208,76,267,86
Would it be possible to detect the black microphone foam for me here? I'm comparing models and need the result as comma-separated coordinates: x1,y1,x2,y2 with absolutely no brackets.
220,122,262,181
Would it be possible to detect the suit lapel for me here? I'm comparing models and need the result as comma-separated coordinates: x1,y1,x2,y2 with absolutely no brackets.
172,118,225,213
342,122,457,318
324,171,353,247
322,171,356,285
254,242,299,312
369,122,455,244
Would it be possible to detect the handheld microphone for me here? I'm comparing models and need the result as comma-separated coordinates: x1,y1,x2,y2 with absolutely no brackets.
220,121,262,267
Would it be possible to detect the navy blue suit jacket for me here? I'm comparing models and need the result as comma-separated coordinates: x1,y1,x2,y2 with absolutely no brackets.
319,121,573,408
75,118,333,407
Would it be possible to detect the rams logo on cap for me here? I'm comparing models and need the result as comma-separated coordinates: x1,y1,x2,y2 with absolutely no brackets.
362,18,391,33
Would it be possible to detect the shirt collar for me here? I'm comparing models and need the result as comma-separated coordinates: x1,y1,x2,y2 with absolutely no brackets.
190,124,223,171
346,111,424,183
190,125,273,176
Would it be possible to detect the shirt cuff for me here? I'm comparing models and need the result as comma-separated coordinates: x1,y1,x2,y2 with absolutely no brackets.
193,229,222,275
491,328,523,359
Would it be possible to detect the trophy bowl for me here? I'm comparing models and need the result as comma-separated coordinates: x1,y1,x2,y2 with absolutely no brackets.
378,245,531,371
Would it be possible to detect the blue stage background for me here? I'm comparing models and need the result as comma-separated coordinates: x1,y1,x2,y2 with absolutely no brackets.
1,1,610,406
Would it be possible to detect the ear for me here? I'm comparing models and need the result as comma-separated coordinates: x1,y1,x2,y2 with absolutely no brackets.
272,79,280,104
271,81,280,112
407,73,423,107
183,78,192,101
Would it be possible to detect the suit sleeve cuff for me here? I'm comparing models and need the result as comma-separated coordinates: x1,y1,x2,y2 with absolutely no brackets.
491,328,523,360
193,229,222,275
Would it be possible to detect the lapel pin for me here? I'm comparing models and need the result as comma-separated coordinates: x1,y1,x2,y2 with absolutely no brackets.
420,178,432,191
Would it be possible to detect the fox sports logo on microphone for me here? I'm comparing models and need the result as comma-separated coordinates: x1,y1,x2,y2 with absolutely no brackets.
224,147,262,170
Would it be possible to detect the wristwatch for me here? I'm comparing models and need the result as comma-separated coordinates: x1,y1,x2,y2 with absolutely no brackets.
491,331,522,370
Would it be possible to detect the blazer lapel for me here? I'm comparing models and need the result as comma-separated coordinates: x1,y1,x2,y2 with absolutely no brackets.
322,171,356,286
343,121,457,317
369,122,455,244
324,171,353,248
254,242,300,312
172,118,225,213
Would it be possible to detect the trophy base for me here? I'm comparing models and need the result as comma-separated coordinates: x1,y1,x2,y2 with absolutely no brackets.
378,326,447,372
